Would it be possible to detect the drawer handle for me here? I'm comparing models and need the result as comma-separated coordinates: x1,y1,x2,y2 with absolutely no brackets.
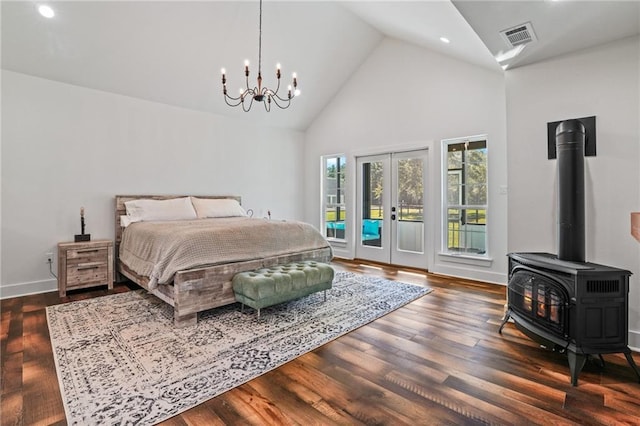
76,249,100,254
76,261,103,270
77,265,100,270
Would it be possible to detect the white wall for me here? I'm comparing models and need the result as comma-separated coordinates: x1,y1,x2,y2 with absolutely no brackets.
1,71,305,298
505,36,640,348
304,38,509,284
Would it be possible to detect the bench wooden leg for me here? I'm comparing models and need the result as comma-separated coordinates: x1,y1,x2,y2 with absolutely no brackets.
324,290,327,301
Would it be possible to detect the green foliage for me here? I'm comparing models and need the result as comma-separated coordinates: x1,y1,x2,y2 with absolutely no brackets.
446,142,487,206
397,158,423,206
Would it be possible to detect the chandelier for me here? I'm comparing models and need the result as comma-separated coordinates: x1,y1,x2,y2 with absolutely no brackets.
221,0,298,112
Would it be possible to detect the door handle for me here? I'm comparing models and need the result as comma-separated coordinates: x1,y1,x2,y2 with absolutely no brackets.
391,206,396,212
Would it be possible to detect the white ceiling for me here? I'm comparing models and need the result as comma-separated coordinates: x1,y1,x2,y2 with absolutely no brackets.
2,1,639,131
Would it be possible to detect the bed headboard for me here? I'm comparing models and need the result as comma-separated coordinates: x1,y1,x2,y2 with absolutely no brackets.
114,195,242,267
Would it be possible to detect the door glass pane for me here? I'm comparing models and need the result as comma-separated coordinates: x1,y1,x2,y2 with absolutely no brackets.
396,158,424,253
362,161,383,247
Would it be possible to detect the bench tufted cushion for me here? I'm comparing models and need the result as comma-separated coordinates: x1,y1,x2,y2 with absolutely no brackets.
232,261,334,314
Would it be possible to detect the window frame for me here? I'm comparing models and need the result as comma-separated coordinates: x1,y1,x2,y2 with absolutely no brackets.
441,135,489,258
321,154,347,243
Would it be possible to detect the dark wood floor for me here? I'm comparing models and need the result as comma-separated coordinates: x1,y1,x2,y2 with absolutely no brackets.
2,259,639,425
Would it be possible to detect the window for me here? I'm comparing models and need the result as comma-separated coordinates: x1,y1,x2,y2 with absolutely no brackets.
322,155,346,241
442,136,488,256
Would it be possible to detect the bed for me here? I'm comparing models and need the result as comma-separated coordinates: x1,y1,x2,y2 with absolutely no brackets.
115,195,333,327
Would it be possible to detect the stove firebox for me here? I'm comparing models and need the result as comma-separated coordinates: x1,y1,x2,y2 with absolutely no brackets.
500,119,639,385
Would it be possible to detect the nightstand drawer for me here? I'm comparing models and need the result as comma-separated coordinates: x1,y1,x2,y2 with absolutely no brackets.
66,247,108,266
66,263,109,287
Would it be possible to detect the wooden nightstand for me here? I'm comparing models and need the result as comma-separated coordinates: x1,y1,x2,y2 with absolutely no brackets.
57,239,113,297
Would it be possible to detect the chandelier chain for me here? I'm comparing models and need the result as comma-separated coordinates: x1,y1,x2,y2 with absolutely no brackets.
258,0,262,76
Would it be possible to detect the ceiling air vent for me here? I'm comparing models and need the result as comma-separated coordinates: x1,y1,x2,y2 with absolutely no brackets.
500,22,537,48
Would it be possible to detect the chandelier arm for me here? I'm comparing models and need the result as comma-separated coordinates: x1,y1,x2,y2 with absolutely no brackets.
224,94,244,107
269,96,292,110
273,77,281,96
242,96,255,112
272,92,294,102
225,90,245,101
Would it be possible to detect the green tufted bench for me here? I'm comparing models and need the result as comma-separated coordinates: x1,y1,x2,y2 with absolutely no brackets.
232,261,334,317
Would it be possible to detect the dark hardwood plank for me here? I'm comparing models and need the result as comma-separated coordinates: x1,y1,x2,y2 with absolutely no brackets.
2,259,639,425
22,306,65,425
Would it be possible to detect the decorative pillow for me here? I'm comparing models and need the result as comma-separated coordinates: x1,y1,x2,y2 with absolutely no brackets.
125,197,197,223
190,197,247,219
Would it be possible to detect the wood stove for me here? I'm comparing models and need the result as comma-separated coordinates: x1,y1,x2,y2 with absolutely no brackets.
500,120,639,385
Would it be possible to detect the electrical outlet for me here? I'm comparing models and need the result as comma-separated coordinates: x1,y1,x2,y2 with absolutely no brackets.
45,252,53,264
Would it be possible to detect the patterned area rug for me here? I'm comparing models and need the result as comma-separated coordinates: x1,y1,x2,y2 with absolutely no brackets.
47,271,432,425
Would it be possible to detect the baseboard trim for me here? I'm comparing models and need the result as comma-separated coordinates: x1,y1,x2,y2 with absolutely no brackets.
430,263,507,286
0,278,57,300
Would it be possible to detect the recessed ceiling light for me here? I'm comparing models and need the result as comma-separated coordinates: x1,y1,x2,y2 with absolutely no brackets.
38,4,55,18
440,37,450,44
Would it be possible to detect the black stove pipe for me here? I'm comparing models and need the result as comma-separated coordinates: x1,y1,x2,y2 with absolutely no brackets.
556,119,585,262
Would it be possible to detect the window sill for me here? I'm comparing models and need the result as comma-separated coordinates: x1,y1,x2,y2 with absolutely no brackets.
437,252,493,267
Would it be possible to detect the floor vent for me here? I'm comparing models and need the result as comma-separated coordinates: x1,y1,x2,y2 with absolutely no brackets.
500,22,537,48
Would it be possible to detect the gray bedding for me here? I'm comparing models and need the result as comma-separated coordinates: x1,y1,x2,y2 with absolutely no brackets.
119,217,331,289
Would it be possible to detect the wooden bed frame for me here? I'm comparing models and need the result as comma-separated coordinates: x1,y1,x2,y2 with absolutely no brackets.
115,195,333,327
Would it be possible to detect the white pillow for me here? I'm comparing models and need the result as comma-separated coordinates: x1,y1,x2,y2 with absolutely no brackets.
190,197,247,218
125,197,197,223
120,215,133,228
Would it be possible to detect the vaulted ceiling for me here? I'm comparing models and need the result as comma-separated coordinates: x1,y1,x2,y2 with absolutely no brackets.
3,1,638,131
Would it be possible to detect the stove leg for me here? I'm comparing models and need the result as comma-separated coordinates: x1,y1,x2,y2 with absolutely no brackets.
498,311,511,334
595,354,605,369
567,351,587,386
623,350,640,382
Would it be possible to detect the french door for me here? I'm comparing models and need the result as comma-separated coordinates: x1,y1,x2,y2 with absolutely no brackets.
355,150,428,269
